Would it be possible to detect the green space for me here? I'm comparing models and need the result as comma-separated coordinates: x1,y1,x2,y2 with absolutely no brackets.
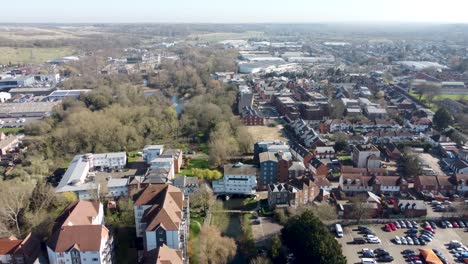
179,158,209,176
259,199,273,216
127,151,142,163
409,92,466,101
187,31,264,42
0,127,24,134
0,47,74,64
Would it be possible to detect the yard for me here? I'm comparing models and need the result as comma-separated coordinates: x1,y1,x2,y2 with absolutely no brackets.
0,127,24,134
179,158,210,176
246,125,286,142
0,47,74,64
127,151,142,163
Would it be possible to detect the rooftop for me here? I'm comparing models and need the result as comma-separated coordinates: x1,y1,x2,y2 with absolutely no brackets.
224,163,258,176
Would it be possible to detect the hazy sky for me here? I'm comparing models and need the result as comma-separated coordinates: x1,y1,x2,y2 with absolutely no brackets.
3,0,468,23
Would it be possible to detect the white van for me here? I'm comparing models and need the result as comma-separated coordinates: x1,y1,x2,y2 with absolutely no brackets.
361,258,376,264
335,224,343,238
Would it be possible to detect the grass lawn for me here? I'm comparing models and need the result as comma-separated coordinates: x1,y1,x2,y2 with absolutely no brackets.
246,125,286,142
0,127,24,134
179,158,209,176
187,31,264,42
127,151,142,163
259,199,273,216
0,47,74,64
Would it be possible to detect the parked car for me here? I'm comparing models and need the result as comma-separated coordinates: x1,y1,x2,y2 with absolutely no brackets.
452,221,459,228
374,248,386,255
394,221,401,229
377,255,394,262
394,236,401,245
384,224,392,232
400,236,408,245
400,220,407,228
439,221,447,228
367,237,381,244
406,236,414,245
354,237,366,244
445,221,453,228
459,221,466,228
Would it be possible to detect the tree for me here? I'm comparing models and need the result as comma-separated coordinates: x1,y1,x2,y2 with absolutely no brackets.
189,184,215,215
348,194,373,224
199,226,237,264
433,108,453,131
29,182,57,214
414,84,439,102
281,209,346,264
0,182,33,236
250,256,272,264
333,132,350,153
313,203,338,221
401,148,422,178
271,234,282,259
328,99,345,119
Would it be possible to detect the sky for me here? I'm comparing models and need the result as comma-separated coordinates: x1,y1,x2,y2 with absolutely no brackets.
2,0,468,23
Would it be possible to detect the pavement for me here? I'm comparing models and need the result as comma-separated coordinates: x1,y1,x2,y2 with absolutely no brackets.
251,216,282,248
419,153,445,176
338,223,467,264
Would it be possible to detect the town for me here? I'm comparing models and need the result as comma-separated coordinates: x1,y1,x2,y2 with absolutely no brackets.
0,21,466,264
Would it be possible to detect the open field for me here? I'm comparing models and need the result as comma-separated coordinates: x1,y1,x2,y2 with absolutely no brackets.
246,125,286,142
0,47,74,64
409,92,467,101
0,26,97,41
187,31,264,42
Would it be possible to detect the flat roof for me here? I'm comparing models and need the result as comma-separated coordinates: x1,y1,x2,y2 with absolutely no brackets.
224,163,258,176
0,102,59,115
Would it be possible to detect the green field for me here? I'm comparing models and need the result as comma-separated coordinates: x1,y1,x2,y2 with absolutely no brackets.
0,47,74,64
409,92,466,101
0,127,24,134
187,31,264,42
179,158,209,176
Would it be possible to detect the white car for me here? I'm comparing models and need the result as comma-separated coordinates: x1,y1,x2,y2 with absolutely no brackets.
394,236,401,245
367,237,381,244
406,236,414,245
364,234,377,239
400,236,408,245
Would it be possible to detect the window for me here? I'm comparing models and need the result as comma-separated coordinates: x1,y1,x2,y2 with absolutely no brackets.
92,258,99,261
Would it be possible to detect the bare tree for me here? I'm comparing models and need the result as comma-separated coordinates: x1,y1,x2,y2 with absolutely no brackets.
0,183,33,235
199,226,237,264
313,203,338,221
189,183,215,216
348,194,373,224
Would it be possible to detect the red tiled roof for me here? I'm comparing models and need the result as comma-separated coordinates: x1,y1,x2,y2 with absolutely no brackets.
47,225,109,253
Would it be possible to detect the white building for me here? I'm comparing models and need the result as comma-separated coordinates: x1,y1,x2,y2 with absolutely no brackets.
212,163,257,196
0,92,11,102
133,185,188,262
47,200,112,264
351,144,381,168
55,152,127,200
107,178,129,197
143,145,164,164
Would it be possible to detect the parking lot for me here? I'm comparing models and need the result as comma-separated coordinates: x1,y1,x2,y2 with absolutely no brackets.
338,223,468,263
251,216,282,247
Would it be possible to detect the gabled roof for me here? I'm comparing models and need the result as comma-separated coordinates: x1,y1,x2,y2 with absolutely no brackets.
47,225,108,253
0,237,22,254
288,176,317,190
134,185,184,232
416,175,439,186
146,244,183,264
53,200,100,229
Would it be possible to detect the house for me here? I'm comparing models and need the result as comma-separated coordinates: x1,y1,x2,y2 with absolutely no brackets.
288,162,307,180
133,184,188,261
365,105,388,120
173,176,199,197
162,149,183,174
259,151,292,187
397,200,427,217
308,158,329,178
55,152,127,200
107,178,129,198
144,244,183,264
452,174,468,196
414,175,439,195
267,183,298,208
315,146,335,159
289,142,314,167
47,200,113,264
384,143,401,161
212,163,257,195
436,176,455,196
253,140,288,164
143,145,165,165
288,176,320,205
0,233,41,264
339,174,373,194
238,91,254,114
449,158,468,174
240,106,264,126
314,177,333,191
149,157,175,179
351,144,381,168
370,176,408,195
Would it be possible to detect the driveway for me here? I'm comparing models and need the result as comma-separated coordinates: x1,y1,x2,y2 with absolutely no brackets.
252,216,282,248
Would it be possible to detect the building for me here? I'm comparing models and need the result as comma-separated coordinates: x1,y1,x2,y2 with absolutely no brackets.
212,163,257,196
173,176,199,197
315,146,335,159
0,92,11,102
55,152,127,200
288,176,320,205
107,178,129,198
339,174,373,194
384,143,401,161
0,76,35,90
162,149,183,174
397,200,427,217
143,145,165,165
0,233,41,264
289,142,314,167
365,105,388,120
253,140,288,164
144,244,183,264
47,89,91,101
414,175,439,195
452,174,468,195
133,184,188,262
259,151,292,188
149,157,175,179
352,144,381,168
267,183,298,208
238,91,254,114
308,158,329,178
240,106,264,126
0,101,60,118
47,200,113,264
